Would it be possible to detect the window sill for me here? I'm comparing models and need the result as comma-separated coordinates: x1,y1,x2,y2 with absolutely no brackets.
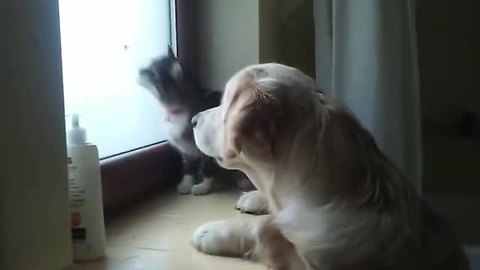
100,142,182,217
74,190,261,269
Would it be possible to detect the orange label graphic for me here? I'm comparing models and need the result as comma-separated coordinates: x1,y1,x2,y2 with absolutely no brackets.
71,212,81,228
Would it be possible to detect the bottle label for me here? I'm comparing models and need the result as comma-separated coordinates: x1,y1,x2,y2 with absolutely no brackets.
68,156,87,243
72,228,87,241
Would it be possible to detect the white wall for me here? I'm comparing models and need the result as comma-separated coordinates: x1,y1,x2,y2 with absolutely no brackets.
259,0,315,78
0,1,73,269
197,0,260,90
194,0,315,90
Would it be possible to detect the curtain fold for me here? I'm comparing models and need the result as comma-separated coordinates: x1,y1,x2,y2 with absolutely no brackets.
314,0,422,191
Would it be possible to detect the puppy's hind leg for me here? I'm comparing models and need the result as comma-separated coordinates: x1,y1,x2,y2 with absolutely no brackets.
255,219,306,270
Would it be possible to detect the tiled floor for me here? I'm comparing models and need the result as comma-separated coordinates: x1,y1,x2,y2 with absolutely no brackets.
74,190,264,270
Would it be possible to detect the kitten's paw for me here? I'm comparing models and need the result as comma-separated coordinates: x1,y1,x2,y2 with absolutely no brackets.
177,175,194,194
191,177,213,195
235,190,268,215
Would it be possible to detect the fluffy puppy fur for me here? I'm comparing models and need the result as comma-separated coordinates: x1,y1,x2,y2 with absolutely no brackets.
191,63,470,270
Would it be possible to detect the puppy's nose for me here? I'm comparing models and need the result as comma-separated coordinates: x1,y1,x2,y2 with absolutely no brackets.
191,114,199,128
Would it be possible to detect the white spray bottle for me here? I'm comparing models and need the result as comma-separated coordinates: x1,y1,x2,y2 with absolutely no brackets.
67,114,106,261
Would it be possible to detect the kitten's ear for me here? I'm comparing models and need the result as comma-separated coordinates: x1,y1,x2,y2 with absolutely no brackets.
167,45,183,81
137,67,160,98
168,45,176,59
170,61,183,82
138,68,155,84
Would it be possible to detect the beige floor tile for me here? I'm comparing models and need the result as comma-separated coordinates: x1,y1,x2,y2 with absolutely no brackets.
74,246,262,270
75,190,264,270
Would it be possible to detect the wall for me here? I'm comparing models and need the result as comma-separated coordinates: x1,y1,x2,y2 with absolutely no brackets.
196,0,260,90
192,0,315,90
417,0,475,124
0,1,73,269
417,0,479,244
417,0,479,197
259,0,315,78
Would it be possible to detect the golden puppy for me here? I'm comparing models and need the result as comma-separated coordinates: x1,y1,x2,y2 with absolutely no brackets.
191,63,469,270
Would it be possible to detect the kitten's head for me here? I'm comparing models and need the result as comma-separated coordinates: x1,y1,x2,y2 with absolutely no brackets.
138,47,204,111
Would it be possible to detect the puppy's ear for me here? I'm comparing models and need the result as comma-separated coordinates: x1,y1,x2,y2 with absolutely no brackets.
255,79,284,155
225,132,242,159
235,78,284,158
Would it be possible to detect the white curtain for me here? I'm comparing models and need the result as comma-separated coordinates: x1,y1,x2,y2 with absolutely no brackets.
314,0,422,192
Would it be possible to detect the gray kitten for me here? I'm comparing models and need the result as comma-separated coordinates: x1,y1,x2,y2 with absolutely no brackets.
138,48,253,195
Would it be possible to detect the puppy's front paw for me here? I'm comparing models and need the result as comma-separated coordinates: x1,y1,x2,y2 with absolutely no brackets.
236,191,268,215
191,177,213,195
192,220,254,258
177,175,194,194
192,221,230,255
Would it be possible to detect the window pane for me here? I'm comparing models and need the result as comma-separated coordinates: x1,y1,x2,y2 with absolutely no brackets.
59,0,170,158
